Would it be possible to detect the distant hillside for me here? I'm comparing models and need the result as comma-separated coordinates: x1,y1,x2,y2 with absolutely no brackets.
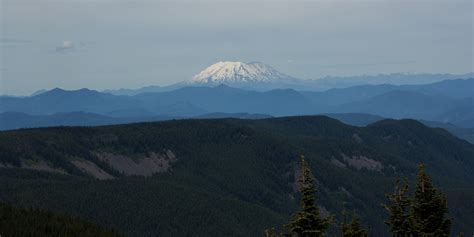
419,120,474,144
0,116,473,236
194,112,273,120
2,111,473,145
311,73,474,91
0,88,141,115
323,113,385,126
436,104,474,128
0,111,178,131
322,113,474,144
302,78,474,107
335,90,458,119
0,111,268,131
2,111,473,146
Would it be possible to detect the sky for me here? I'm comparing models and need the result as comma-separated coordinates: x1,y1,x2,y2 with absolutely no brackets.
1,0,473,95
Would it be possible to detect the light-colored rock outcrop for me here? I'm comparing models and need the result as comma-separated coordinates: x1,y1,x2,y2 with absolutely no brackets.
95,150,177,177
71,160,114,180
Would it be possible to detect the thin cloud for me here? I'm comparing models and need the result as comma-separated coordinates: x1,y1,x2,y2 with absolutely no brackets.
56,40,75,52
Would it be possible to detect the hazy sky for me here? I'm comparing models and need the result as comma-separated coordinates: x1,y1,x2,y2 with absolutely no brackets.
1,0,473,95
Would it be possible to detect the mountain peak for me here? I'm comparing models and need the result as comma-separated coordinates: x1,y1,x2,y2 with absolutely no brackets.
37,88,102,98
192,61,293,84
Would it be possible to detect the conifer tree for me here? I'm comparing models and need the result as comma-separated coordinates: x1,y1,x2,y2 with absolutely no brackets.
264,228,282,237
287,155,331,237
383,179,412,236
384,164,453,237
411,164,451,236
340,209,369,237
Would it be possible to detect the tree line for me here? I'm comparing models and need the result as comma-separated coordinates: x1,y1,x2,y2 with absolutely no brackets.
266,156,454,237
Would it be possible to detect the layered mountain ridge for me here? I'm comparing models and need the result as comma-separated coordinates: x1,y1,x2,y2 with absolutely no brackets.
2,78,473,127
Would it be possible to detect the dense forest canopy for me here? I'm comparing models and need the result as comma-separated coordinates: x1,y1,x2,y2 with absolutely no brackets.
0,116,473,236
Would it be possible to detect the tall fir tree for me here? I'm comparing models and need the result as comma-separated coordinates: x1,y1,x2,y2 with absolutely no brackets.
411,164,451,236
287,155,331,237
383,179,412,236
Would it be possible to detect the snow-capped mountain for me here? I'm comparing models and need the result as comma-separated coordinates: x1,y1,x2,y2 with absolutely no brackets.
192,61,295,84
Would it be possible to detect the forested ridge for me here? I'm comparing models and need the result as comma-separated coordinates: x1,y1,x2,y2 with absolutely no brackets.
0,116,473,236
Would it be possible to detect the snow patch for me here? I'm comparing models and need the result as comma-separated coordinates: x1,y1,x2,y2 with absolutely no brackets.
192,61,292,84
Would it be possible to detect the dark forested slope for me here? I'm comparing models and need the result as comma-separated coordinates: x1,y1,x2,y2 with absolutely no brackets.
0,116,473,236
0,202,121,237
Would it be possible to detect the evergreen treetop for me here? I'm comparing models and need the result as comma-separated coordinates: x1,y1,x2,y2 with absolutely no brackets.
383,164,452,237
411,164,451,236
383,179,412,236
340,208,369,237
287,155,331,237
